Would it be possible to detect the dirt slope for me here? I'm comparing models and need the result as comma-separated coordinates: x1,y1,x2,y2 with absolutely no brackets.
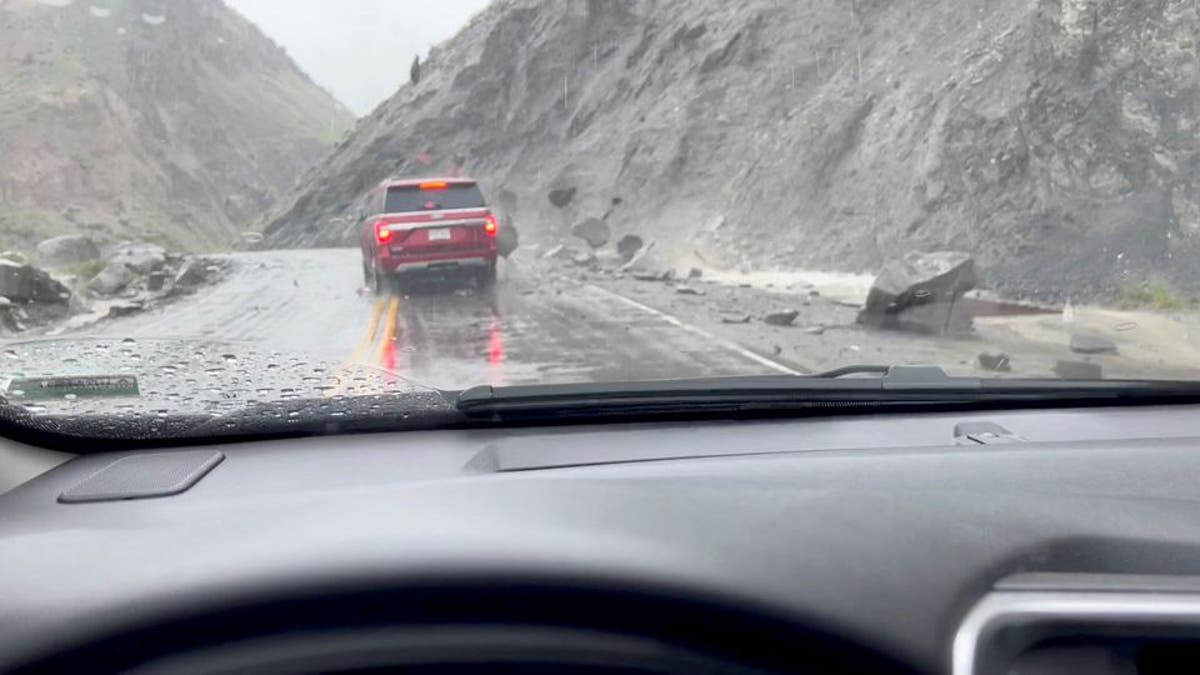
263,0,1200,301
0,0,355,253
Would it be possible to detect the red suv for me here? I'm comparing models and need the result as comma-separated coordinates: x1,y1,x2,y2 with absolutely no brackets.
359,177,499,291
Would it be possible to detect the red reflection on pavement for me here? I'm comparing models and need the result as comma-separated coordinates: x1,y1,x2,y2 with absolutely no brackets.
488,320,505,367
381,326,399,386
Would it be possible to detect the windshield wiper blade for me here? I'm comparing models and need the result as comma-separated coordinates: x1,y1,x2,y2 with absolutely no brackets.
456,366,1200,420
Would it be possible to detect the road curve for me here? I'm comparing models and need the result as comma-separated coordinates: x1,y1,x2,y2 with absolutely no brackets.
87,249,786,391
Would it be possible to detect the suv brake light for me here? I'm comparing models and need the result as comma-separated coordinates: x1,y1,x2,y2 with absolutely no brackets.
375,221,393,244
484,214,498,238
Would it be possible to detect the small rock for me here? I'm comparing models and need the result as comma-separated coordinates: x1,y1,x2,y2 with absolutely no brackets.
809,289,821,297
616,235,645,262
763,310,800,327
146,271,169,292
835,299,863,309
106,300,145,318
548,187,577,208
772,345,783,356
1070,333,1118,355
632,270,669,282
688,267,703,279
977,352,1012,372
675,285,705,296
721,314,752,324
1054,360,1103,380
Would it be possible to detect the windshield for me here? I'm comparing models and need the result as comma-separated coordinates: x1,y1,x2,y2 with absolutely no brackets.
1,0,1198,441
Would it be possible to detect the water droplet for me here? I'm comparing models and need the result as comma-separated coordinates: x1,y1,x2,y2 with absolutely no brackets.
221,354,238,364
121,337,136,345
3,350,19,360
63,393,78,401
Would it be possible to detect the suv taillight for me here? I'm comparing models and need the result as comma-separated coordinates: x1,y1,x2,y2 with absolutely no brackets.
375,221,393,244
484,214,498,238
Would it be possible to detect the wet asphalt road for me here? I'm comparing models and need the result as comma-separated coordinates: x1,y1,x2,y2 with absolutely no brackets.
90,249,790,391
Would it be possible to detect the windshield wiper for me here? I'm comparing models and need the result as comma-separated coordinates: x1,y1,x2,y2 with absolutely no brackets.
456,366,1200,421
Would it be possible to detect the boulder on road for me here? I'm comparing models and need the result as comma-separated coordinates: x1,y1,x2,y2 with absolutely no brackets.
36,235,100,268
496,222,519,258
764,310,800,327
108,243,167,275
173,258,210,288
0,261,70,304
616,235,645,262
88,261,135,296
571,218,611,249
857,251,978,335
1070,333,1118,355
978,352,1012,372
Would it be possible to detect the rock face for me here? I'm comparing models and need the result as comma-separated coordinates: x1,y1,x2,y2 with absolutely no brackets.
571,218,611,249
0,0,354,253
260,0,1200,301
0,261,70,304
36,235,100,268
858,251,978,335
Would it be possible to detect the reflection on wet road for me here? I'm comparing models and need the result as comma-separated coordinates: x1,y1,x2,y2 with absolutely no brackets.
89,249,789,391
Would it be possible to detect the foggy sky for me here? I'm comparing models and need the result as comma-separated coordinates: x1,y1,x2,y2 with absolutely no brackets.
225,0,492,116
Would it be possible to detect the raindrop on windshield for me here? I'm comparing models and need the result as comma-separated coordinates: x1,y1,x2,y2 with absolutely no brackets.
221,354,238,364
121,338,137,345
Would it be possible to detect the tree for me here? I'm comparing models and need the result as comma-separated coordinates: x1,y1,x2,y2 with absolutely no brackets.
410,55,421,85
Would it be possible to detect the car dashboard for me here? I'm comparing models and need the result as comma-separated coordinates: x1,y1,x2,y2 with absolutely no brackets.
4,404,1200,674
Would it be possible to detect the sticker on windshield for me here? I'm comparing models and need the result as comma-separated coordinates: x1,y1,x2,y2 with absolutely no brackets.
4,376,140,401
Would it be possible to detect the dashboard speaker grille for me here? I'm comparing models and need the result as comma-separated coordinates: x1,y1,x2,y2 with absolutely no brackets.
58,450,224,503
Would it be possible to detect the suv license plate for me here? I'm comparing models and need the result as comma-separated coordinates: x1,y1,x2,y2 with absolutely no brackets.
428,228,452,241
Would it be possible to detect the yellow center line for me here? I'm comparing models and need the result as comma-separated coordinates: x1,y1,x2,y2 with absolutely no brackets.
327,297,388,397
373,296,402,366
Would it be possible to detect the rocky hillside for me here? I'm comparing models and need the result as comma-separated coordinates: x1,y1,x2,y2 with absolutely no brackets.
263,0,1200,300
0,0,355,253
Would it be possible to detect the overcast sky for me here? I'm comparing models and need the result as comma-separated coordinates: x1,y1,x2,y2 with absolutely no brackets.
225,0,492,116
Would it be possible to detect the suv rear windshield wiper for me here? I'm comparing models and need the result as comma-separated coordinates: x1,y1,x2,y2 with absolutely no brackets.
457,366,1200,421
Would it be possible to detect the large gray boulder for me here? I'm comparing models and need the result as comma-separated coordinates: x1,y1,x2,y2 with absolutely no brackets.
108,243,167,274
0,261,71,304
36,235,100,268
88,261,136,296
857,251,978,335
571,218,611,249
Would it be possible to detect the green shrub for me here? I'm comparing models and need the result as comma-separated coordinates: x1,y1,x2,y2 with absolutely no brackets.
1116,279,1188,310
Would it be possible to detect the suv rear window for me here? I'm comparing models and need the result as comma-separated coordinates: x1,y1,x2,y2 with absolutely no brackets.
385,184,486,212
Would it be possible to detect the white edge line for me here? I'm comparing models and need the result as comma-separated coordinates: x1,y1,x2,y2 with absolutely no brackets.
586,284,804,376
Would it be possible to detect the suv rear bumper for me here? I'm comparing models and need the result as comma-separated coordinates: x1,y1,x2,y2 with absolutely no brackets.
380,253,495,274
